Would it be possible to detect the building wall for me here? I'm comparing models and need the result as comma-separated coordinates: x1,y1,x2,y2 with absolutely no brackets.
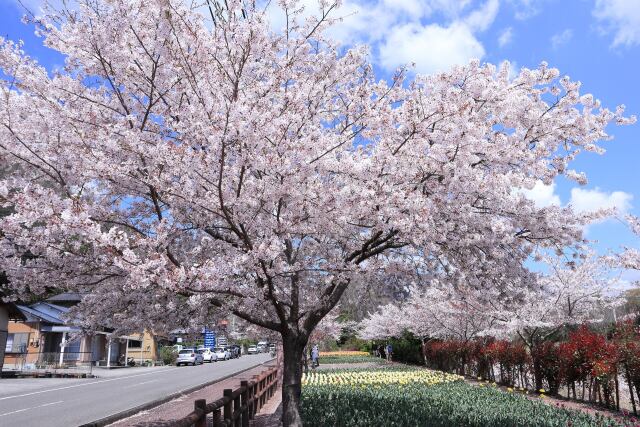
4,321,40,370
124,331,165,362
0,307,8,372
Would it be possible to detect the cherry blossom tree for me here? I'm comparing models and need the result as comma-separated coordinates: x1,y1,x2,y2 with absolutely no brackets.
0,0,633,424
359,284,495,342
359,303,407,340
621,216,640,271
482,253,622,390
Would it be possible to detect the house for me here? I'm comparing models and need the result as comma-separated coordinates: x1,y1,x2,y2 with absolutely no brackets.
3,300,94,371
3,293,171,371
0,297,26,372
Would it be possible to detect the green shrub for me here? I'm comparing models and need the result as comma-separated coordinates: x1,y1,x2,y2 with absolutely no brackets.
159,346,177,365
388,331,424,365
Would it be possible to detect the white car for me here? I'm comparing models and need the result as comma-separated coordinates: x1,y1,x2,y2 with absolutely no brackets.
214,347,230,360
176,348,204,366
198,348,218,363
247,345,258,355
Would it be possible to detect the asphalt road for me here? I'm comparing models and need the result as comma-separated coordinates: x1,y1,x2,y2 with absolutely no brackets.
0,353,274,427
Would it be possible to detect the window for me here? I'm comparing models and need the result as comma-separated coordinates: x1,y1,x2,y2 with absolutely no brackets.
127,340,142,348
5,333,29,353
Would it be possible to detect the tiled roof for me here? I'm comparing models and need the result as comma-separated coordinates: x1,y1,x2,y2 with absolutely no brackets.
16,304,67,325
45,292,83,302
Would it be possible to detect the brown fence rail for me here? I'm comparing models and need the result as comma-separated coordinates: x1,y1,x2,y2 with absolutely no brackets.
171,365,279,427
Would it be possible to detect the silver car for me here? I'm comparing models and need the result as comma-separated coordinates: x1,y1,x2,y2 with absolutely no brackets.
176,348,204,366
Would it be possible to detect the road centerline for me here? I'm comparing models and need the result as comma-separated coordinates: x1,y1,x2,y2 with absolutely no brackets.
0,400,64,417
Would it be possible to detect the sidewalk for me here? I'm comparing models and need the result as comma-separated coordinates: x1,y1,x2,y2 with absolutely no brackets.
250,387,282,427
109,364,278,426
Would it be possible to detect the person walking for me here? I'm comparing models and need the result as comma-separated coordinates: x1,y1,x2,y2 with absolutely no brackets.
386,343,393,362
311,344,320,368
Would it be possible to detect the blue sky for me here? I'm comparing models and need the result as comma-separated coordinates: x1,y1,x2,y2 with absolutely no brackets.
1,0,639,282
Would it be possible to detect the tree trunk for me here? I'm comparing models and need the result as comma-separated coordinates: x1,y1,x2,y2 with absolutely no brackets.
281,333,307,427
625,367,637,415
613,369,620,411
532,353,543,392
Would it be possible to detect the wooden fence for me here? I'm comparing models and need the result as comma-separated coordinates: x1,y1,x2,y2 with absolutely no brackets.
171,366,279,427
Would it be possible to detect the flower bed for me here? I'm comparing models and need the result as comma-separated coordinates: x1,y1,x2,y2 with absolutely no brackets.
318,355,384,364
301,368,625,427
320,351,370,357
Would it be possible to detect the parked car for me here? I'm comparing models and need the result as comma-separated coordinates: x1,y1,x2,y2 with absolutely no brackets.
247,345,258,355
213,347,230,360
198,348,217,363
176,348,204,366
228,345,241,358
268,344,276,354
257,341,268,353
172,344,184,353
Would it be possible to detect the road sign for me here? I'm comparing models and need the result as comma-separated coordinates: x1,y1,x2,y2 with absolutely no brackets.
204,330,216,348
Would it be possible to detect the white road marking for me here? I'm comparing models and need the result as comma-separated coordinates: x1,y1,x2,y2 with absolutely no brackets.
0,407,28,417
0,400,63,417
0,368,181,401
122,379,158,388
39,400,64,407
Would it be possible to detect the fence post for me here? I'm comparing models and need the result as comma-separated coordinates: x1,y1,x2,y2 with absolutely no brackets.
269,372,274,398
194,399,207,427
212,408,222,427
224,389,233,424
234,390,241,427
240,380,250,427
251,376,258,417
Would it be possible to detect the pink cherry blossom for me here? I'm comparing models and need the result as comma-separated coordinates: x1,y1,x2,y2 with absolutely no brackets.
0,1,633,424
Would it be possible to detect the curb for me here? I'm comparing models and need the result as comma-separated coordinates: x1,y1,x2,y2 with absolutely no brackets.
80,357,276,427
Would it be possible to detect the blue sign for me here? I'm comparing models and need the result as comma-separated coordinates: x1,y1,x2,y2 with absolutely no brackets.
204,330,216,348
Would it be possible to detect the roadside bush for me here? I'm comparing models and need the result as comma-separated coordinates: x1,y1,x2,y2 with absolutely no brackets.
388,331,426,365
159,346,177,365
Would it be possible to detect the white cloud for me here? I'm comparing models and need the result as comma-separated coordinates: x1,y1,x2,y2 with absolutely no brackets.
593,0,640,47
509,0,544,20
379,22,485,75
377,0,500,74
381,0,432,18
498,27,513,47
518,181,561,208
550,29,573,49
265,1,498,75
517,182,633,217
463,0,500,32
569,187,633,214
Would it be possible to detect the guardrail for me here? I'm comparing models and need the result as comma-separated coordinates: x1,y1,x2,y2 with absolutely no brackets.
172,365,279,427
